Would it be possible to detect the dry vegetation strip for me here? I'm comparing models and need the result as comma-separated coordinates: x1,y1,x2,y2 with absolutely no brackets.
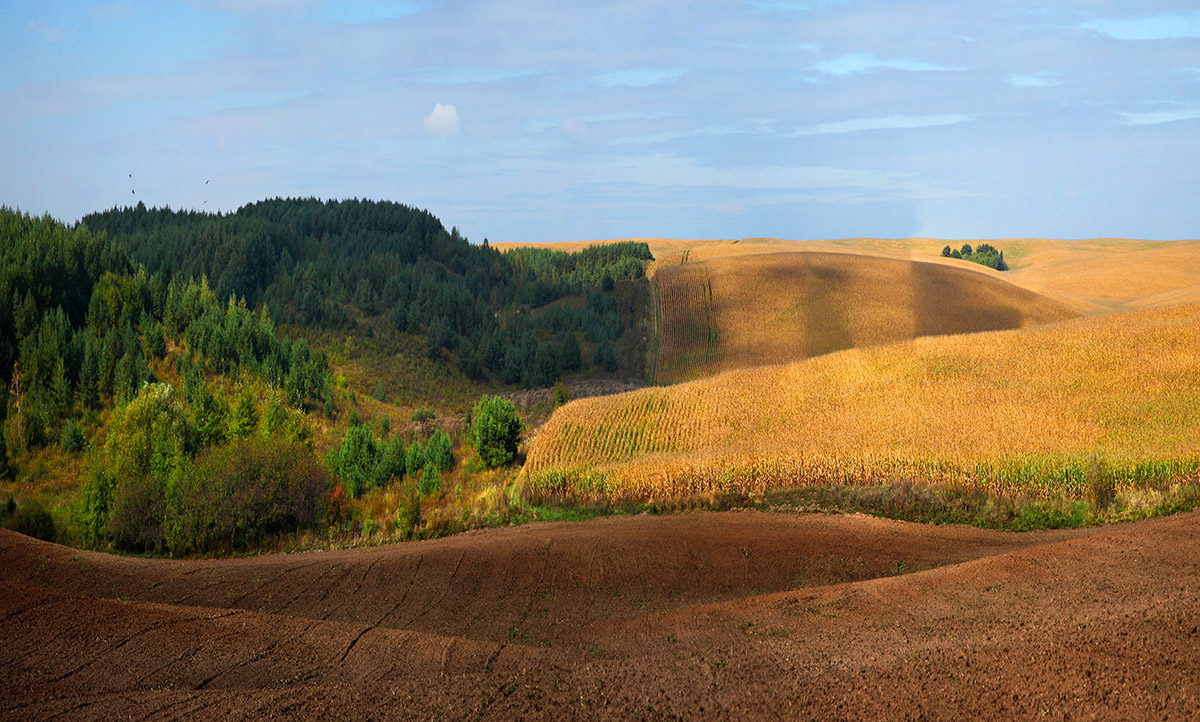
526,302,1200,503
653,252,1078,383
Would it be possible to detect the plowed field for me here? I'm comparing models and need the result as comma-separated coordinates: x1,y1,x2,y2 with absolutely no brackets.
3,510,1198,720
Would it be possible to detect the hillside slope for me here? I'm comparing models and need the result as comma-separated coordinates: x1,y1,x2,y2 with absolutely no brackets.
3,511,1198,720
499,236,1200,315
653,251,1078,383
526,302,1200,499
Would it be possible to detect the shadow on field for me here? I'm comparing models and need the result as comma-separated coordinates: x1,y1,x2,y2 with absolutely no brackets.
799,262,855,357
909,261,1022,337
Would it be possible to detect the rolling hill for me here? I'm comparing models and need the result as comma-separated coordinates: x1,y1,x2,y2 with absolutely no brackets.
652,251,1078,383
525,301,1200,502
4,511,1199,720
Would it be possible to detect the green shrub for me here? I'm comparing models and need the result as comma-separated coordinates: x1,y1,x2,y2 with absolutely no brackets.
374,434,407,488
470,395,525,468
425,429,454,472
260,390,288,438
103,383,191,552
60,418,87,453
594,339,618,372
412,407,435,423
166,437,328,555
9,502,56,542
405,439,427,477
329,423,378,498
189,380,230,447
76,465,114,547
396,487,421,539
108,466,172,551
419,462,442,496
553,381,571,408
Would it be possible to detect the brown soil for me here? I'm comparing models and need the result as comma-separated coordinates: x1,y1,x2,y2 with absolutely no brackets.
2,510,1198,720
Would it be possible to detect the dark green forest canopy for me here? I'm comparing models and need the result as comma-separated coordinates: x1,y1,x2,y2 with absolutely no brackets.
0,206,330,448
83,198,655,388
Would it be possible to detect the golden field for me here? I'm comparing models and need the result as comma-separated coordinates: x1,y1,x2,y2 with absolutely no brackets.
653,251,1078,383
525,301,1200,501
497,236,1200,314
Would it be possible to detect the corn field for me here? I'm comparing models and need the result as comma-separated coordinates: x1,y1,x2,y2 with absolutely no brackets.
525,301,1200,505
654,264,721,383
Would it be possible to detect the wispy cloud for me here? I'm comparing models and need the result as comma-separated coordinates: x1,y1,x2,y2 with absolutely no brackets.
793,113,970,135
751,1,847,12
419,68,539,85
1119,107,1200,125
595,68,688,88
809,53,969,75
1008,73,1059,88
609,126,754,146
26,21,70,42
192,0,324,13
1083,13,1200,40
4,0,1200,241
319,0,419,25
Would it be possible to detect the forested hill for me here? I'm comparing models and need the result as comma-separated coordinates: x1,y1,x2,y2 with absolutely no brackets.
82,198,480,323
83,198,655,388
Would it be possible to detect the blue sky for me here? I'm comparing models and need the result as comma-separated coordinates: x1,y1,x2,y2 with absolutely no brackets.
3,1,1199,242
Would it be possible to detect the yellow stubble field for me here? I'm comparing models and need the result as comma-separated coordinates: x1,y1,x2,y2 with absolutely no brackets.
525,301,1200,502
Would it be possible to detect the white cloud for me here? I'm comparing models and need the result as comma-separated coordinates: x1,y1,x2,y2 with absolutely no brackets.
423,103,460,137
1084,13,1200,40
794,113,970,135
810,53,969,75
1119,108,1200,125
561,117,602,144
1008,73,1059,88
595,68,688,88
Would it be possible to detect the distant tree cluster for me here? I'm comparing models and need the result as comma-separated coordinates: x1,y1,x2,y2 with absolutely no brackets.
941,243,1008,271
83,199,654,389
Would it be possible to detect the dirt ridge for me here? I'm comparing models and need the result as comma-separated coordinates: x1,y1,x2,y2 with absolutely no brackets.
3,511,1198,720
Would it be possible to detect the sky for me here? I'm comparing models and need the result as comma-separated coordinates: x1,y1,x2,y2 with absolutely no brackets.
2,1,1199,243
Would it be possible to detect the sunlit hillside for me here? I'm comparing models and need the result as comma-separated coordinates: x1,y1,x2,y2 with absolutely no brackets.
525,302,1200,501
652,251,1078,383
497,236,1200,315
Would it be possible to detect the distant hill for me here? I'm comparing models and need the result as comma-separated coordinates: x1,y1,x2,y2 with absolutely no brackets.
83,198,655,389
653,251,1078,383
